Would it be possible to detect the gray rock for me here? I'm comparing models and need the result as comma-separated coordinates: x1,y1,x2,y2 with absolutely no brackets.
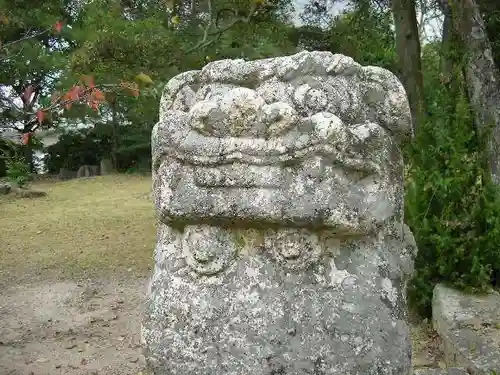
89,165,100,176
0,182,11,195
58,168,77,180
413,369,469,375
100,158,115,175
77,164,100,178
432,283,500,374
143,51,417,375
77,165,91,178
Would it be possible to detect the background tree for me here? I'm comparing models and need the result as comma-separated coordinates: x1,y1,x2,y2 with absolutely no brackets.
447,0,500,183
0,0,71,169
391,0,426,131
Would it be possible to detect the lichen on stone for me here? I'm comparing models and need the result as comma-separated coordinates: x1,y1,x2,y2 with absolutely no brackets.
142,51,417,375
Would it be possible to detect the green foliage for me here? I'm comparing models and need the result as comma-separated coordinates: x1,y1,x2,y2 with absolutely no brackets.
6,155,30,187
0,137,22,177
326,9,398,72
44,128,109,173
0,0,72,132
299,1,397,73
44,122,152,173
113,125,152,172
405,71,500,317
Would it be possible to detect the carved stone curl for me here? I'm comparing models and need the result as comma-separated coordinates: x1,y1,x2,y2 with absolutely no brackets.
182,225,237,275
264,228,323,271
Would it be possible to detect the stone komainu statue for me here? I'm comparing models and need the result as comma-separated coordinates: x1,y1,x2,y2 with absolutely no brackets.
142,51,418,375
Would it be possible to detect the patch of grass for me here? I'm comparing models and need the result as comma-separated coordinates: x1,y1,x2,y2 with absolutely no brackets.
0,174,156,284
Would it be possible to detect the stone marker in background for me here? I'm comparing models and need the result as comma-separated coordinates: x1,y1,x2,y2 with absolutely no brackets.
0,182,11,195
58,168,77,180
413,369,469,375
100,158,115,175
89,164,100,176
77,165,90,178
77,164,100,178
142,51,418,374
432,283,500,373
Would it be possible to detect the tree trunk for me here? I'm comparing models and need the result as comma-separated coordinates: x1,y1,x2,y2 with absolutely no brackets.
449,0,500,183
439,0,454,83
111,103,119,170
391,0,426,132
21,129,35,173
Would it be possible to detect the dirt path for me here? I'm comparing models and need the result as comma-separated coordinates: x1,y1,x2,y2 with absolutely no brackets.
0,278,148,375
0,276,444,375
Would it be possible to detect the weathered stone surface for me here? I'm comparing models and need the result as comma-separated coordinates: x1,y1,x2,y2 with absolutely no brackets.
89,164,100,176
58,168,77,180
143,51,417,375
432,283,500,374
77,165,89,178
413,368,468,375
0,182,11,195
100,158,115,175
76,164,100,178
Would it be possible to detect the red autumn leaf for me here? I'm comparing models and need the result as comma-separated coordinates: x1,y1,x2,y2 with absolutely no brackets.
92,89,105,102
87,89,106,111
66,85,83,101
54,21,63,33
62,93,73,109
21,132,32,145
81,75,95,88
35,110,45,124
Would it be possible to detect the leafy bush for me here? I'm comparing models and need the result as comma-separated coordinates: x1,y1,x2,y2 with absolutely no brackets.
6,156,31,187
405,82,500,317
0,137,24,178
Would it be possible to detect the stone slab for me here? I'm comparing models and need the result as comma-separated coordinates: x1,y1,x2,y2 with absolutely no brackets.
432,283,500,374
413,368,468,375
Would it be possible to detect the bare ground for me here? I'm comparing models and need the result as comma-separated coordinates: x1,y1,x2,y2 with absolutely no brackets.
0,175,444,374
0,175,154,375
0,277,147,375
0,277,445,375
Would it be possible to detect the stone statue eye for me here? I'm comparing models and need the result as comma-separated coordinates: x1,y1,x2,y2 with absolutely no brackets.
181,226,237,275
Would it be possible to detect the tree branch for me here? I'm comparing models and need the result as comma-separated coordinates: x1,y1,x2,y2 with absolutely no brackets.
0,27,52,51
185,0,260,53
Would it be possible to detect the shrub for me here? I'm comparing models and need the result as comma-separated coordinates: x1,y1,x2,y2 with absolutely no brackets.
6,156,31,187
405,83,500,317
0,137,22,177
